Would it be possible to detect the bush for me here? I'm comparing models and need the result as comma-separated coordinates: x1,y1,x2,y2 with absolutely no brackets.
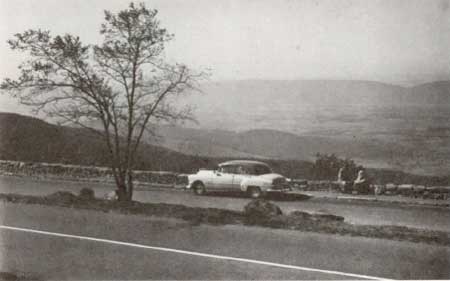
310,153,363,181
243,199,282,225
78,188,95,200
46,191,78,204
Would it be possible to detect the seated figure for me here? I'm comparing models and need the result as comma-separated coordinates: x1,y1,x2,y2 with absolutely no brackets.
353,170,370,194
337,166,352,193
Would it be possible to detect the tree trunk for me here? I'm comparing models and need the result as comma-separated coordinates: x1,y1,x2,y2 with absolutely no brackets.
126,171,134,201
116,175,129,201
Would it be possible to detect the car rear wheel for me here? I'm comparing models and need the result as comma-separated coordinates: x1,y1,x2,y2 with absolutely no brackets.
193,182,206,196
248,186,262,198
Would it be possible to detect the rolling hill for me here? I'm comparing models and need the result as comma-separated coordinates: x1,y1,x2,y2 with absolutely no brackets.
0,112,315,178
0,112,215,173
153,124,444,176
0,112,449,185
164,79,450,176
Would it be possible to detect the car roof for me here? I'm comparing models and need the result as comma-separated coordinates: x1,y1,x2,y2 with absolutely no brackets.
218,160,270,167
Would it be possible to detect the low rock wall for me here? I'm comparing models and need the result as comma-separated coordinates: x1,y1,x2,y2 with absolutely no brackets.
0,160,187,187
294,178,450,200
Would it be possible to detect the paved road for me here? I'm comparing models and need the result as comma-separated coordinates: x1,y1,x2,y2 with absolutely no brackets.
1,202,449,280
1,175,450,231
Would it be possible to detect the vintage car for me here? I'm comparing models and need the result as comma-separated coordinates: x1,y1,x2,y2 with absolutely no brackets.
186,160,291,198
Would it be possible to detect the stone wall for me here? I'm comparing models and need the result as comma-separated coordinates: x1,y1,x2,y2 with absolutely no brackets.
0,160,187,187
294,178,450,199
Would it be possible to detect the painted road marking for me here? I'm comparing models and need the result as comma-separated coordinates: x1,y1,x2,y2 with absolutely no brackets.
0,225,393,280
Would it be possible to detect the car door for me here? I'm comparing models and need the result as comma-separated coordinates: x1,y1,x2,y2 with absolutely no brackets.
211,165,235,191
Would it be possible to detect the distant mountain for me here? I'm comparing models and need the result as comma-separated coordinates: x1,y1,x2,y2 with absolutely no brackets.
409,81,450,104
176,79,450,134
193,79,449,106
162,79,450,175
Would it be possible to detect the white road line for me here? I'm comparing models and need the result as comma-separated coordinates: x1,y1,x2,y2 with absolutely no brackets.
0,225,392,280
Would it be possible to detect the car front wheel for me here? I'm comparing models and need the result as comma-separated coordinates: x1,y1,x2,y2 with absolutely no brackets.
193,182,206,196
248,186,262,198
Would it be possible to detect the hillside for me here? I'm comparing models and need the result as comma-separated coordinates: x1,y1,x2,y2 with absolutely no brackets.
0,112,214,173
0,112,313,177
0,112,448,185
154,126,382,160
409,81,450,104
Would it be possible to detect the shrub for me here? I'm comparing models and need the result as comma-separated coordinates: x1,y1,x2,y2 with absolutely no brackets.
310,153,364,181
243,199,282,225
46,191,78,204
78,188,95,200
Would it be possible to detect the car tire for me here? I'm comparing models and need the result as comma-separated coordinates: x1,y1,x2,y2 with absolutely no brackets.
248,186,262,199
193,182,206,196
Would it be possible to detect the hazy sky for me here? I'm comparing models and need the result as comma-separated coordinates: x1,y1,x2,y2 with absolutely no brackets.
1,0,449,86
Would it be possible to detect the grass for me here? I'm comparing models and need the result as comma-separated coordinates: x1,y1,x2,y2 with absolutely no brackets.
0,191,449,246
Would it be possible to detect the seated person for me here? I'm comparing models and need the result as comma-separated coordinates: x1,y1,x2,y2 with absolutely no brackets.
353,170,370,194
337,166,352,193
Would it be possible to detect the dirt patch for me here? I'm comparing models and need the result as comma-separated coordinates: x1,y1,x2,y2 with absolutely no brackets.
1,192,449,246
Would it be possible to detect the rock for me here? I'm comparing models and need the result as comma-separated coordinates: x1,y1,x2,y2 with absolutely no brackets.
244,199,282,218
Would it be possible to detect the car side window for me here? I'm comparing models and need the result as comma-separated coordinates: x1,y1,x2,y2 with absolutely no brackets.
236,165,248,175
220,165,237,174
254,165,271,175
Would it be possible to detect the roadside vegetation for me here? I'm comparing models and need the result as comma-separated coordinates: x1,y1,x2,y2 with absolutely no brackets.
1,190,449,246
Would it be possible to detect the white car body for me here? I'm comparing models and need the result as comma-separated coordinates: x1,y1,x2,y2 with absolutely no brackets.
187,160,291,197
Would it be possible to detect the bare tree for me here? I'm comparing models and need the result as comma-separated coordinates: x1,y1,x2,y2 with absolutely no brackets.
1,2,205,201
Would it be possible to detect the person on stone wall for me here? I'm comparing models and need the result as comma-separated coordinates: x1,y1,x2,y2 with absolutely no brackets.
353,169,370,194
337,165,352,193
